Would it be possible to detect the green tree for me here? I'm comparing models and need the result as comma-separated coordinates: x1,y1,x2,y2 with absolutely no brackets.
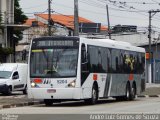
14,0,28,43
14,0,27,24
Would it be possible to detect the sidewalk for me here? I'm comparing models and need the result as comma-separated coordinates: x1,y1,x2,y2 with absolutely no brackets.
141,83,160,96
0,96,42,109
146,83,160,88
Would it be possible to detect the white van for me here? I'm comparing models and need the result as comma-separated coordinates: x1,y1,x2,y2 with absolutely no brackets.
0,63,28,95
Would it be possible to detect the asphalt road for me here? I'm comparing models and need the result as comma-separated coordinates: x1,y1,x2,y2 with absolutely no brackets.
0,83,159,106
0,98,160,112
0,97,160,120
0,84,160,120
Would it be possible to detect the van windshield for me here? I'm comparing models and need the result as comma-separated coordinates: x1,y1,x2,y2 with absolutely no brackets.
0,71,12,79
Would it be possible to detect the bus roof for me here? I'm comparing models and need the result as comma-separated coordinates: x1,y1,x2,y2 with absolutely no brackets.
80,37,145,53
31,36,145,53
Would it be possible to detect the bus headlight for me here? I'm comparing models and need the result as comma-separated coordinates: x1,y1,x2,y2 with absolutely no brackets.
31,82,36,88
67,80,76,88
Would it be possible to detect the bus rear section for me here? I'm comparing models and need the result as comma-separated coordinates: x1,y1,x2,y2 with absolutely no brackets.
27,36,83,105
79,39,146,104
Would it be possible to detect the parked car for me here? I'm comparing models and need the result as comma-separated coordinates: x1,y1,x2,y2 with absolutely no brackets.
0,63,28,95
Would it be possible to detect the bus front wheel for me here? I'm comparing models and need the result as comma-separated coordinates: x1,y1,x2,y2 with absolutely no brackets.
85,84,98,105
44,99,53,106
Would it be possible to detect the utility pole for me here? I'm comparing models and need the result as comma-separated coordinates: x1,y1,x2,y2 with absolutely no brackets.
148,10,152,84
48,0,52,36
106,5,111,39
4,12,8,48
74,0,79,36
148,10,160,83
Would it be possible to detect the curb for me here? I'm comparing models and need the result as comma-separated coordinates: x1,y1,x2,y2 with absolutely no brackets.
0,101,43,110
137,95,160,98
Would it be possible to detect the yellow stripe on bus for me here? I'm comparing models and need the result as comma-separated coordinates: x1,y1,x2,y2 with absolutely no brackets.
32,50,43,52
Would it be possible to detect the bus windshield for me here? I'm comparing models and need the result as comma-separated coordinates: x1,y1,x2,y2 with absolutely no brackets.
30,48,78,78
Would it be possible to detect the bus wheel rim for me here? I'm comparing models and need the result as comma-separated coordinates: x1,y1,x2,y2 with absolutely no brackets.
92,88,97,102
126,87,129,99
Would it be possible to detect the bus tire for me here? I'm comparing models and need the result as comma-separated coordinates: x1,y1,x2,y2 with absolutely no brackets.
125,83,131,101
44,99,53,106
85,84,98,105
130,83,136,100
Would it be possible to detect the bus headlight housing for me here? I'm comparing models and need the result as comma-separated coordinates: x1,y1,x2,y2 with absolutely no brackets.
31,78,42,88
67,80,76,88
31,82,36,88
31,82,40,88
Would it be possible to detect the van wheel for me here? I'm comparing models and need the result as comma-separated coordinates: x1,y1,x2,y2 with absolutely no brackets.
44,99,53,106
23,86,27,94
85,84,98,105
5,86,12,95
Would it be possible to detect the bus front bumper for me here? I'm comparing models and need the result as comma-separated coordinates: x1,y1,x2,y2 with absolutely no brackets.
28,88,82,100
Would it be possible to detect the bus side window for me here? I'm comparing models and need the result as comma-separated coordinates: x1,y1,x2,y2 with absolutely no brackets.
81,44,89,85
81,44,87,64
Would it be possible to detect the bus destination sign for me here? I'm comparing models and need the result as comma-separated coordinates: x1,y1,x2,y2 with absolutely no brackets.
34,40,78,47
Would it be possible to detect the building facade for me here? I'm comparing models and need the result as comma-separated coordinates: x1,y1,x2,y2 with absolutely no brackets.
0,0,18,62
0,0,14,47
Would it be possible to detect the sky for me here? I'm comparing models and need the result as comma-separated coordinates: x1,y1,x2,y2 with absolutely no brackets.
19,0,160,31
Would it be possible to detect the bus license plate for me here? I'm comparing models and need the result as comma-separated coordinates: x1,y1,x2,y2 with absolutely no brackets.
47,89,56,93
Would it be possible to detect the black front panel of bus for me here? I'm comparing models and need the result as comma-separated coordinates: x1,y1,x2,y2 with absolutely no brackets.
31,36,79,49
